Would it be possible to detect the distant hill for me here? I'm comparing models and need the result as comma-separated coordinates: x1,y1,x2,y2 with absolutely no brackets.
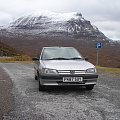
0,40,21,56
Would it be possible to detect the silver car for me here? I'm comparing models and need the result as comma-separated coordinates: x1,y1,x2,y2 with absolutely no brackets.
33,47,98,91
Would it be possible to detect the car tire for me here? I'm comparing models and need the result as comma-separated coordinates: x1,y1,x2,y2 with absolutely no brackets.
39,78,45,91
35,75,38,80
35,71,39,80
86,85,94,90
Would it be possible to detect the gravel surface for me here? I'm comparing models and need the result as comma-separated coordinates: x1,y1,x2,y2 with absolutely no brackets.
0,63,120,120
0,66,14,120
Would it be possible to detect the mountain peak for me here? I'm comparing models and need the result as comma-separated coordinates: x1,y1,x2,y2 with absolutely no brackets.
9,10,106,41
19,10,83,22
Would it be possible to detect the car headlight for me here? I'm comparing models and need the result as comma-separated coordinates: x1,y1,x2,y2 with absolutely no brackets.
42,68,58,75
86,68,96,73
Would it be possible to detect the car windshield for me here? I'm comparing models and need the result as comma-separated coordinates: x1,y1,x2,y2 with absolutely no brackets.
41,47,83,60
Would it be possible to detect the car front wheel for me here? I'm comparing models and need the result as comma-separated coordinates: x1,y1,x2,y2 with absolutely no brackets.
35,71,39,80
86,85,94,90
35,75,38,80
39,78,45,91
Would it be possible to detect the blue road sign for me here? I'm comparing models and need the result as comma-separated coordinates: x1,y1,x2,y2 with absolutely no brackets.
96,42,102,48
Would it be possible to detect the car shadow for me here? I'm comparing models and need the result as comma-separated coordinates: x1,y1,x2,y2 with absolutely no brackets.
42,86,93,95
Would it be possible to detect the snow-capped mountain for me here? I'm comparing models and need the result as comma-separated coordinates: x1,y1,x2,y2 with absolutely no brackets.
9,10,105,39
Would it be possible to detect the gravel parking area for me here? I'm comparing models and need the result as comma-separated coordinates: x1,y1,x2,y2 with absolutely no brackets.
0,67,14,120
0,63,120,120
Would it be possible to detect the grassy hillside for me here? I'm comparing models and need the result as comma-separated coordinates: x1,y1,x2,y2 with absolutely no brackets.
0,40,32,62
0,41,20,56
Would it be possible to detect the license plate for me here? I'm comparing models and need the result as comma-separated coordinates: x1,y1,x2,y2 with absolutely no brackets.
63,77,83,82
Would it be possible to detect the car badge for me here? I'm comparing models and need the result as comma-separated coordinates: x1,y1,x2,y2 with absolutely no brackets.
70,70,75,74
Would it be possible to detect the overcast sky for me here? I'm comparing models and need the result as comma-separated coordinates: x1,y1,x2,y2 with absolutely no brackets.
0,0,120,40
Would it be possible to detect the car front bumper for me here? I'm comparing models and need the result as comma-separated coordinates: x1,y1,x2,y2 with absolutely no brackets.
40,74,98,86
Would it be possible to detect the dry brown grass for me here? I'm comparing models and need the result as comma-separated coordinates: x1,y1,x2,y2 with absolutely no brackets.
0,55,32,63
97,66,120,76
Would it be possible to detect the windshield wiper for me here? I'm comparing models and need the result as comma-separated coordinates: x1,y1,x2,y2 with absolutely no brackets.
43,57,83,60
45,57,69,60
69,57,83,60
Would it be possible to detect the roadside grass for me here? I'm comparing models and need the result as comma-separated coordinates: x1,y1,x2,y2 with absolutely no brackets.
0,55,32,63
96,66,120,76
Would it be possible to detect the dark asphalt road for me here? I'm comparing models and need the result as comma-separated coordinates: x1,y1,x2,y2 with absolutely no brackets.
0,63,120,120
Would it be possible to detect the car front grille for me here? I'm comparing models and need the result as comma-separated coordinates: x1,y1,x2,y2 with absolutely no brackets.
57,70,85,75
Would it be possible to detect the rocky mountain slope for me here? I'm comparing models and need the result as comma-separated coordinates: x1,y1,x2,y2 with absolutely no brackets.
8,11,107,40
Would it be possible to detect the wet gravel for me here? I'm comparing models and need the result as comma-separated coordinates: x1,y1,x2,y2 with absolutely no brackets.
0,63,120,120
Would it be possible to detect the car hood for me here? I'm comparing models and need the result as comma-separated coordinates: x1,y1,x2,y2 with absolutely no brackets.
42,60,95,70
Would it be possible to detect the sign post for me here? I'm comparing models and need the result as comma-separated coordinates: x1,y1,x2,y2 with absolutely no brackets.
96,42,102,66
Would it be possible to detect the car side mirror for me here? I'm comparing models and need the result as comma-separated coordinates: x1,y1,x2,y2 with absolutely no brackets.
32,57,39,61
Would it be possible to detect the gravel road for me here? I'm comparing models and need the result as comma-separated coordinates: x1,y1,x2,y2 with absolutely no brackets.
0,63,120,120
